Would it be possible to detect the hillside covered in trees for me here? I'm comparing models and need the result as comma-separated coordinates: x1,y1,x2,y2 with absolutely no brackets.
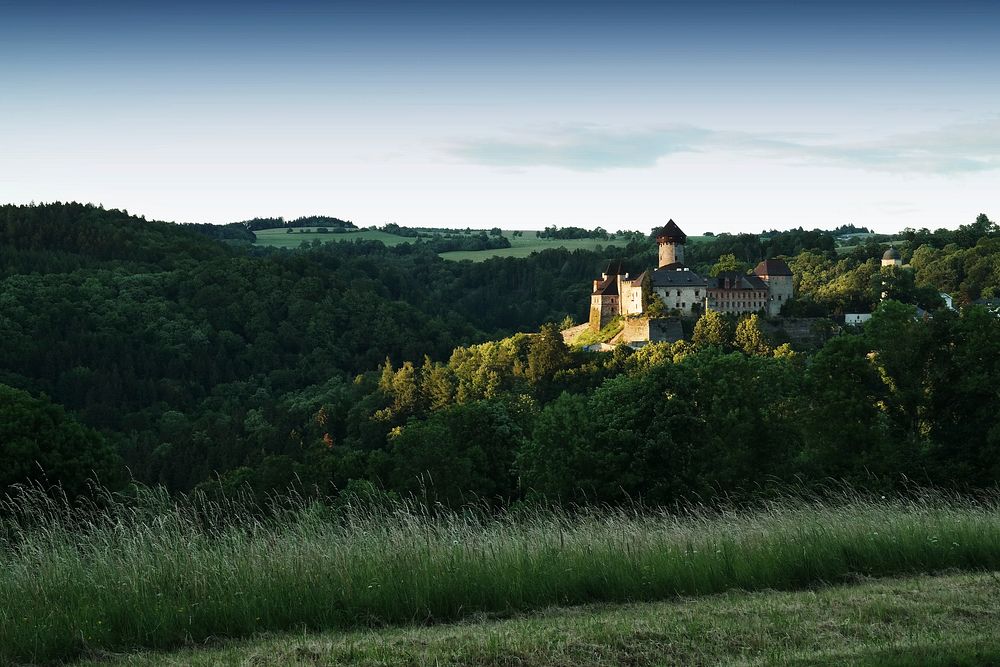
2,203,999,503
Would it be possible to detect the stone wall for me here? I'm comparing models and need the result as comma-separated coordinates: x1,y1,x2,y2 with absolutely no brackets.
760,317,838,349
619,317,685,345
620,318,650,343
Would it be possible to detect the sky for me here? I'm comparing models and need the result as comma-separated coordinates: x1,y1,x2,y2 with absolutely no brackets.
1,0,998,234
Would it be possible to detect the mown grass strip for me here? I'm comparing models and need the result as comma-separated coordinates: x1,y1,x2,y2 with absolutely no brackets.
76,572,1000,666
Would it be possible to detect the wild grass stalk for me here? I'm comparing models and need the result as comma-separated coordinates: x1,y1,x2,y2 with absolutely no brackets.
2,484,999,664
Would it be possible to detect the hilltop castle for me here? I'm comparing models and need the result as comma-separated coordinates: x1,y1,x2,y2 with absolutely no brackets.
590,220,794,331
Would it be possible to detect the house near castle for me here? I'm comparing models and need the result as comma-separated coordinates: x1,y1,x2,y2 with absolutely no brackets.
590,220,794,332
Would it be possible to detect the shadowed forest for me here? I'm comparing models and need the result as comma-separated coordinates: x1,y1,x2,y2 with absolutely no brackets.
2,203,999,505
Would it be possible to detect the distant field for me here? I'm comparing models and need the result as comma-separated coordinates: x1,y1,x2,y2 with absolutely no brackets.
252,227,679,260
442,232,711,262
837,239,896,255
252,228,414,249
441,233,628,261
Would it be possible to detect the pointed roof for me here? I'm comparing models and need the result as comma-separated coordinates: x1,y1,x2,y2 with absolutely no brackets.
603,259,625,275
654,219,687,243
629,269,650,286
593,276,619,296
754,258,793,277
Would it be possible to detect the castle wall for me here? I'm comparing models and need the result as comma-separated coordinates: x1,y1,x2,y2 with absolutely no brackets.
759,317,836,349
620,317,650,343
707,288,769,315
653,286,704,316
589,294,619,331
619,317,684,345
623,282,644,315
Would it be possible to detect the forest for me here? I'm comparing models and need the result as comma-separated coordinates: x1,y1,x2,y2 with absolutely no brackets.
2,202,1000,504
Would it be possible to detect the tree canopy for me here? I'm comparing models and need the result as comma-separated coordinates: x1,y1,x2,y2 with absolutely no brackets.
2,204,1000,504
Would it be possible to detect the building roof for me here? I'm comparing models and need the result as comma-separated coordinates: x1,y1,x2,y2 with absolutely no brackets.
629,269,650,286
650,265,707,287
593,276,618,296
659,261,688,271
603,259,625,276
654,219,687,243
753,258,793,277
708,271,769,290
883,246,901,260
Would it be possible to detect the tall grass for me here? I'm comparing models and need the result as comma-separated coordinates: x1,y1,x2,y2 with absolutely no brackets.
3,485,1000,664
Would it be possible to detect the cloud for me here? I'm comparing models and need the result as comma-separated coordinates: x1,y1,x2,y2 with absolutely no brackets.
447,117,1000,174
811,118,1000,173
447,125,715,170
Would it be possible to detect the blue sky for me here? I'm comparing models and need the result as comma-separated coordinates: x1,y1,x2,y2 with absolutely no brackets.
1,0,998,233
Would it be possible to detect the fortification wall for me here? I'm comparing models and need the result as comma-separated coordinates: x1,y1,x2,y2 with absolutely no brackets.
620,318,651,343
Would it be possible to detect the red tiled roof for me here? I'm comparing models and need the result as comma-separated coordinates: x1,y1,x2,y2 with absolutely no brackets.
753,258,792,277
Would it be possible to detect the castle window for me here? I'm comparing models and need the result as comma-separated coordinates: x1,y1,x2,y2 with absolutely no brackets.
676,290,681,296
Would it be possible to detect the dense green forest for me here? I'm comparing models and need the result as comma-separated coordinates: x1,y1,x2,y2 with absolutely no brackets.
1,203,999,504
238,215,357,232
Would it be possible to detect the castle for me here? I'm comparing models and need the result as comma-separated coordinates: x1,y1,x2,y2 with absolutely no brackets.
590,220,794,331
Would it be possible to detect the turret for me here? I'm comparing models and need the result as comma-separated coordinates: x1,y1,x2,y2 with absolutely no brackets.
753,258,794,317
881,246,902,268
654,219,687,267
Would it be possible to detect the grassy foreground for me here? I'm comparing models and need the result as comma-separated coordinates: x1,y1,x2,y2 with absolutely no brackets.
78,572,1000,666
4,488,1000,664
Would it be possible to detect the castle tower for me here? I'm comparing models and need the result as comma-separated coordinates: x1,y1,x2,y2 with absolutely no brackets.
655,219,687,267
589,260,625,332
753,258,794,317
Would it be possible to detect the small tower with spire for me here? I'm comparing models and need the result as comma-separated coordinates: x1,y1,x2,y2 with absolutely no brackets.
881,246,902,268
655,219,687,267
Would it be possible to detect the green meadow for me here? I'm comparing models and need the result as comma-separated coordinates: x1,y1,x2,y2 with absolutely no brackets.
439,233,632,261
251,227,678,260
4,487,1000,664
251,227,415,249
438,231,709,262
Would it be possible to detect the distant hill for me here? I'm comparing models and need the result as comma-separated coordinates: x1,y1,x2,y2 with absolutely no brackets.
0,202,233,274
